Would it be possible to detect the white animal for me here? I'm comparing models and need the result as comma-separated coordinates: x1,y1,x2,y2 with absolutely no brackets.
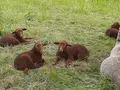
100,29,120,86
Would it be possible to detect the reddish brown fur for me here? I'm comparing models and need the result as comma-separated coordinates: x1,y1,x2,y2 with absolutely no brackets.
106,22,120,38
0,28,31,47
14,42,47,74
54,41,89,67
106,28,118,38
111,22,120,30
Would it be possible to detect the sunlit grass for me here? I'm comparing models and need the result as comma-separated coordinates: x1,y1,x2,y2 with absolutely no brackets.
0,0,120,89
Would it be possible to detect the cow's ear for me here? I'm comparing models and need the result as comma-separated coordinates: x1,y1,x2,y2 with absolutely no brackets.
43,43,47,46
22,28,27,31
54,42,59,45
12,31,16,34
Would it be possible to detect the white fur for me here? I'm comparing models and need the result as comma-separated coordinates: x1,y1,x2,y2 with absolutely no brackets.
100,30,120,86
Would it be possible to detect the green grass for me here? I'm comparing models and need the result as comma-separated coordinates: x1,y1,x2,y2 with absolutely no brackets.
0,0,120,89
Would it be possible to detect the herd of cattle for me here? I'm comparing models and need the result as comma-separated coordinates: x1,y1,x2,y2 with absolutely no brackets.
0,28,89,74
0,22,120,86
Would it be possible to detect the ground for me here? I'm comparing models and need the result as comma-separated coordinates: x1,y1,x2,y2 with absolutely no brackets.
0,0,120,90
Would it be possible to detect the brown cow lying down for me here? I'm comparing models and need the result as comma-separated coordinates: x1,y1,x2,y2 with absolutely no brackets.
106,28,118,38
14,42,47,74
53,41,89,67
106,22,120,38
0,28,32,47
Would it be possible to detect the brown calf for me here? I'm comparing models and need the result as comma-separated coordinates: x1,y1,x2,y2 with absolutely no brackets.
106,28,118,38
106,22,120,38
14,42,47,74
53,41,89,67
0,28,31,47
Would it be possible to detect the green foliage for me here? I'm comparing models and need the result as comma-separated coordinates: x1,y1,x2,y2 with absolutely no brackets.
0,6,3,35
0,0,120,89
100,76,120,90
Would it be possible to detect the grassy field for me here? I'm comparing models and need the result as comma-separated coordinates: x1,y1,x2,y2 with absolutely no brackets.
0,0,120,90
